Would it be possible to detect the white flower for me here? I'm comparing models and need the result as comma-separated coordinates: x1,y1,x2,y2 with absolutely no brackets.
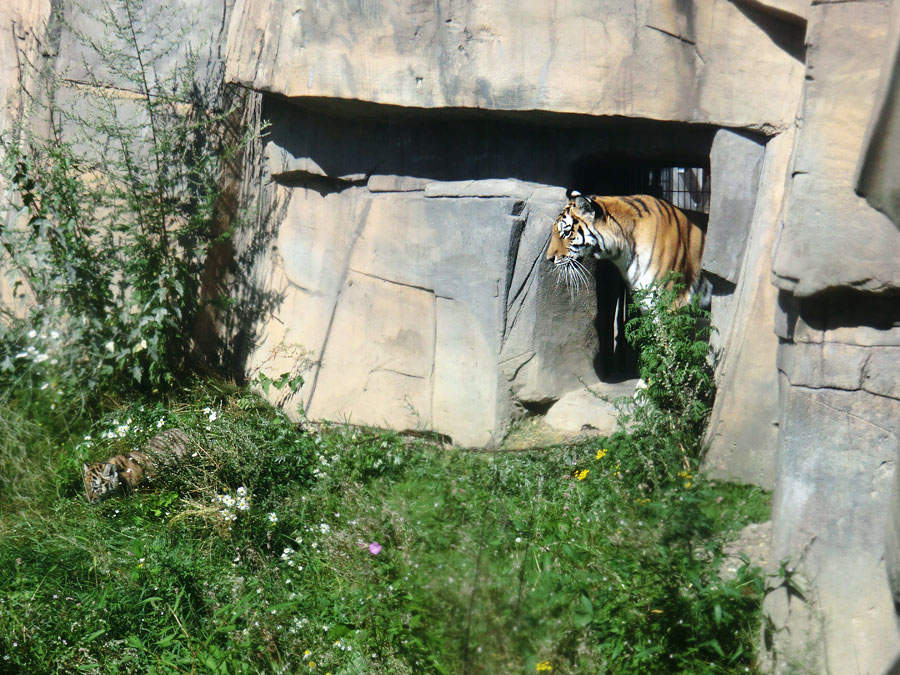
235,497,250,512
40,382,49,390
34,353,49,363
50,330,60,339
268,512,278,524
156,418,165,428
27,329,37,338
14,351,28,359
134,339,148,353
105,341,115,353
319,523,330,534
236,486,247,497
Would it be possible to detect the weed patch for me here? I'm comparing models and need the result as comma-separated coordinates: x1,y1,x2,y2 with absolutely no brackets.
0,380,768,674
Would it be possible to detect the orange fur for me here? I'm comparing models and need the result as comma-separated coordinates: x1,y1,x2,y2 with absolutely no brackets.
546,192,709,307
82,428,190,503
83,452,152,503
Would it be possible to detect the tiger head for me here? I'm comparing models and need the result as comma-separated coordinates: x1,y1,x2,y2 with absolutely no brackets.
83,462,120,504
546,191,625,289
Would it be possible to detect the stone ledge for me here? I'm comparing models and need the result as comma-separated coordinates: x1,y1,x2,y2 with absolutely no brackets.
423,179,536,200
367,175,430,193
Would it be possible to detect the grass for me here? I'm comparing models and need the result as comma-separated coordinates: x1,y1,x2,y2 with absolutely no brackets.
0,378,769,674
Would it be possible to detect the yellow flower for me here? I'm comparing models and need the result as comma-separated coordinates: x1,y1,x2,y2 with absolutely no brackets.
684,481,692,488
575,469,590,481
303,650,311,657
308,662,316,669
595,448,608,460
536,661,553,672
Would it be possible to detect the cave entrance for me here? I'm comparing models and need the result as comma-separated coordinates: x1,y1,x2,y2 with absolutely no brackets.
570,156,711,379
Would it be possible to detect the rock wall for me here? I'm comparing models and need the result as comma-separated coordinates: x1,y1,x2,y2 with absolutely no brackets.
763,3,900,673
0,1,50,136
223,0,804,454
235,99,718,445
0,0,51,312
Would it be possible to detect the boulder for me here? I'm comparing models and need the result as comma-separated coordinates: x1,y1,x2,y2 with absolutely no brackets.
771,2,900,296
544,380,638,436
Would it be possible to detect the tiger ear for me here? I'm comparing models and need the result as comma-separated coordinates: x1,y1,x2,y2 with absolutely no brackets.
82,463,89,475
101,463,117,479
589,197,608,220
566,188,582,200
573,194,593,212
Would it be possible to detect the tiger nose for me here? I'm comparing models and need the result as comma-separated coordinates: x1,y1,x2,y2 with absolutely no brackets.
546,241,562,260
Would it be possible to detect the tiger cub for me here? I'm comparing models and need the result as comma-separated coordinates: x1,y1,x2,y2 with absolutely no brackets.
546,191,711,308
83,428,190,504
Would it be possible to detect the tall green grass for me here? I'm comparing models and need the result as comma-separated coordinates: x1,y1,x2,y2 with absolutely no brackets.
0,380,768,674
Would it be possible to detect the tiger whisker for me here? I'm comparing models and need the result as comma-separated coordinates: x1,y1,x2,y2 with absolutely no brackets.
571,258,592,289
570,266,583,290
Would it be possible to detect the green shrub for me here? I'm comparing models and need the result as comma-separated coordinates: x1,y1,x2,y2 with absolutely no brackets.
0,0,246,402
615,276,716,488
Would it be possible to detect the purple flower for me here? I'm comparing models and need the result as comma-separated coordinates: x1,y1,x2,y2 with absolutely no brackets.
368,542,382,555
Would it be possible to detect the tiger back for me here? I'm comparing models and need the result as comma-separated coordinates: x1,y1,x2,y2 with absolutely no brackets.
546,191,710,308
82,428,190,504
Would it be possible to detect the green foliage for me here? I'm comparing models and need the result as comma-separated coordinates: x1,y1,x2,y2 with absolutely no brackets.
0,379,769,673
0,0,243,402
616,275,716,488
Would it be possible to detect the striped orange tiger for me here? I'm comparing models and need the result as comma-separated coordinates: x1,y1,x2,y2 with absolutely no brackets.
82,428,190,503
545,191,711,308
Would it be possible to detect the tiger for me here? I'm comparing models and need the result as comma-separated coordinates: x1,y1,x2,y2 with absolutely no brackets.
83,428,190,504
545,190,711,309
